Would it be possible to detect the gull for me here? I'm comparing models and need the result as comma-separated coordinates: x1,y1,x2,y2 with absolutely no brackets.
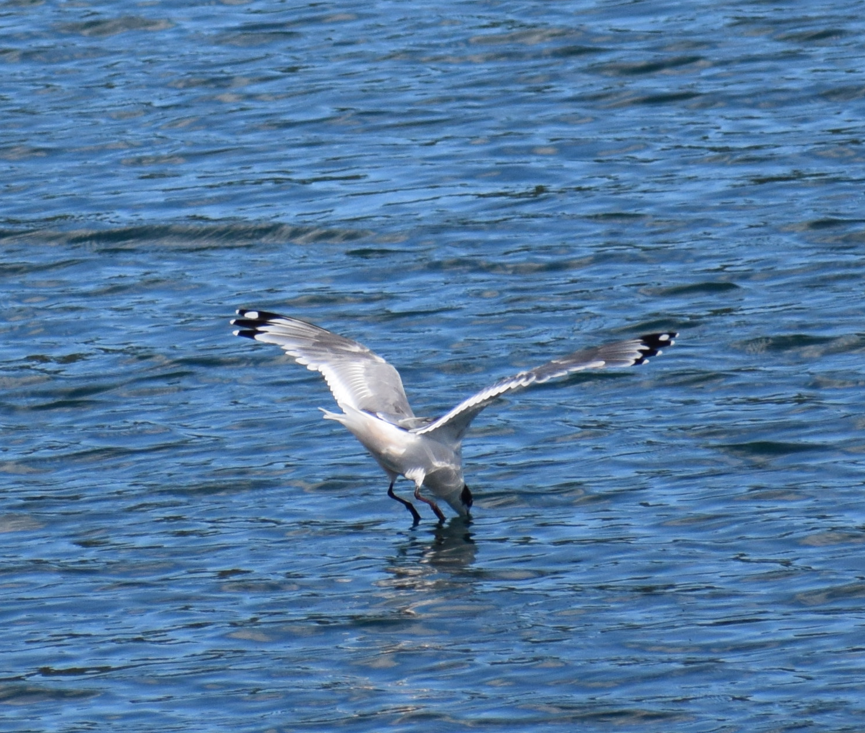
231,309,676,523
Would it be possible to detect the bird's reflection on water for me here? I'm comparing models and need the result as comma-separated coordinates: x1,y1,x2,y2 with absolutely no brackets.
385,517,478,583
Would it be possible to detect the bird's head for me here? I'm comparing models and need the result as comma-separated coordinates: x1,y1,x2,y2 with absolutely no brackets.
460,484,473,513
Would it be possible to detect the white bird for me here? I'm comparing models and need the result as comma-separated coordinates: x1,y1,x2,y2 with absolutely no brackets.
232,309,676,523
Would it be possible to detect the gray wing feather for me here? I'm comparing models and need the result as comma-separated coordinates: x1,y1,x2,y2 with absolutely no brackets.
232,309,415,421
414,332,676,443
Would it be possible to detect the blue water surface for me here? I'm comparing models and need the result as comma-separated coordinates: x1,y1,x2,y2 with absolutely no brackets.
2,0,865,731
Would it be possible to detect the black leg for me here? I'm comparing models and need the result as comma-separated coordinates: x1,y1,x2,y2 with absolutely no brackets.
388,482,421,524
414,486,446,523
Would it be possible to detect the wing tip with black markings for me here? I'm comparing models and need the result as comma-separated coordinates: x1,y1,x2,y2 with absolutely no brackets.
632,332,678,365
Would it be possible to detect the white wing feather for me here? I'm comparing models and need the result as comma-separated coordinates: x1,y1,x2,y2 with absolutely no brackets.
232,309,676,443
414,332,676,443
232,309,415,422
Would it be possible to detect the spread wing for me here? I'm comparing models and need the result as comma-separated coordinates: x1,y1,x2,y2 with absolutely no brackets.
231,309,415,422
413,332,676,443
